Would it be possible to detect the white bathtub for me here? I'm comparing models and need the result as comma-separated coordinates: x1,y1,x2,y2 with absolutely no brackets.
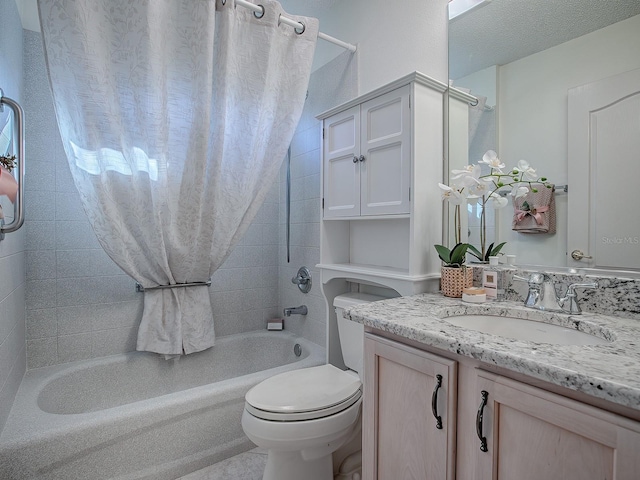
0,331,324,480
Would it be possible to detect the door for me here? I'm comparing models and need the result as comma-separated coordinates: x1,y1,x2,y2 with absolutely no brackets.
473,371,640,480
323,105,361,218
363,334,457,480
568,68,640,269
360,86,412,216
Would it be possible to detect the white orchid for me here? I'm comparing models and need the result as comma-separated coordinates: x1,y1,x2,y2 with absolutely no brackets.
438,150,553,261
479,150,505,171
467,176,493,198
514,160,538,181
485,192,508,209
510,185,529,198
438,183,466,205
451,164,480,181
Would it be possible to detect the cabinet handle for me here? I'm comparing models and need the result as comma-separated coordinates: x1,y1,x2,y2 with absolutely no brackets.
431,374,443,430
358,155,365,162
476,390,488,452
352,156,359,163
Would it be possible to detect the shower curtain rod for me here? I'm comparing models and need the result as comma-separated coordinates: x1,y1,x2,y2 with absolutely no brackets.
233,0,357,52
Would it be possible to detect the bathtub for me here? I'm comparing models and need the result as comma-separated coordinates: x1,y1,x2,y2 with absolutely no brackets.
0,331,324,480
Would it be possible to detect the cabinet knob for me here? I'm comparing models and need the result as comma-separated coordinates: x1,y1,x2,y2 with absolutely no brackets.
353,156,359,163
358,155,365,162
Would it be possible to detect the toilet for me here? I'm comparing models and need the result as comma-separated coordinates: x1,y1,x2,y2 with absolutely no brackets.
241,292,385,480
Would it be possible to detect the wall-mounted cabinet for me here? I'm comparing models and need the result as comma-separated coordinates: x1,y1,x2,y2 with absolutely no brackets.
318,72,447,298
323,86,411,218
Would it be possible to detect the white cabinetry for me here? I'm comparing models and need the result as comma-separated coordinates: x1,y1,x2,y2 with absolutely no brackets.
364,332,640,480
318,72,447,368
323,86,411,218
318,72,446,291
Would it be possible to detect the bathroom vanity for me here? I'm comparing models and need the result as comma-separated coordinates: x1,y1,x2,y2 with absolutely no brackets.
345,294,640,480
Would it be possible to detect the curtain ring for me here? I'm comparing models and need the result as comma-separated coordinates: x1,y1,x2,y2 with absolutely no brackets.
253,4,265,18
295,21,306,35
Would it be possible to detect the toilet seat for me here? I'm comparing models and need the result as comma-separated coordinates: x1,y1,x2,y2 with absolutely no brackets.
245,364,362,422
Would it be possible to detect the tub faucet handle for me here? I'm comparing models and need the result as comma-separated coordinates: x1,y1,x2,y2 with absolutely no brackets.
291,266,312,294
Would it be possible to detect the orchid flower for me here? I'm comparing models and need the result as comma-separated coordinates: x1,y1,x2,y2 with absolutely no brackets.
438,183,465,205
485,192,508,209
451,164,480,181
510,185,529,198
479,150,505,172
440,150,552,261
515,160,538,181
467,176,493,198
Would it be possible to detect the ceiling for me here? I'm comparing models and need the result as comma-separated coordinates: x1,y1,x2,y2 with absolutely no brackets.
449,0,640,79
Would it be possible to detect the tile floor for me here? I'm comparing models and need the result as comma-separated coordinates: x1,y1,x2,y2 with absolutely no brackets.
178,448,267,480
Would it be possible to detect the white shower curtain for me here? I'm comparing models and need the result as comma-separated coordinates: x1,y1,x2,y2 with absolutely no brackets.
38,0,318,354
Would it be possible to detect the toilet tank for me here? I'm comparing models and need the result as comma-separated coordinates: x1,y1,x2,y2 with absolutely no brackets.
333,293,386,376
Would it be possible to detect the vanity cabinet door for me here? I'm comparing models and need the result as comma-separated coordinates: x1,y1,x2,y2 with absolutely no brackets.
363,333,457,480
472,371,640,480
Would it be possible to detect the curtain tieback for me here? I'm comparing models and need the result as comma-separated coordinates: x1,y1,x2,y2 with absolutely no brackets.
135,280,212,292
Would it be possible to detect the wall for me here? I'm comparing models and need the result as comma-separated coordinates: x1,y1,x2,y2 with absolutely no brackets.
282,0,449,91
0,0,26,432
278,51,358,346
23,30,281,368
277,0,448,344
496,14,640,266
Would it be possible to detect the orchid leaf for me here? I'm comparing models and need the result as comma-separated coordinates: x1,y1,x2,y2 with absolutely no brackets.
467,244,483,261
434,244,452,264
491,242,507,256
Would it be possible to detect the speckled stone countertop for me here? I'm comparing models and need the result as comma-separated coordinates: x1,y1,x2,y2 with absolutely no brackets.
344,294,640,411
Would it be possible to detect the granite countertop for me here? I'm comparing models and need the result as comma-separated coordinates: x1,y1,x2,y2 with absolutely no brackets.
344,294,640,411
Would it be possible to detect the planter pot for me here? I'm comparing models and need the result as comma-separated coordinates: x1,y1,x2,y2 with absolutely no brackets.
440,266,473,298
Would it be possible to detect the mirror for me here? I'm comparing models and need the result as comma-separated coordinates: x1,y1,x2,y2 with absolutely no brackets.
447,0,640,271
0,102,18,217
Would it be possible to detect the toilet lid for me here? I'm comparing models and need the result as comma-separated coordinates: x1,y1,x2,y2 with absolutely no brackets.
245,364,361,416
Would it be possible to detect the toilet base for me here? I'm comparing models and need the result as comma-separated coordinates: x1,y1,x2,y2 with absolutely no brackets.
263,450,333,480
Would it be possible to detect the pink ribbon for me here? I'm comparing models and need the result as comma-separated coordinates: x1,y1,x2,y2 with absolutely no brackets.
515,205,549,225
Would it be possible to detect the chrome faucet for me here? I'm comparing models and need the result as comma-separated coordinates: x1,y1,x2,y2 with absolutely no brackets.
513,273,598,315
283,305,308,317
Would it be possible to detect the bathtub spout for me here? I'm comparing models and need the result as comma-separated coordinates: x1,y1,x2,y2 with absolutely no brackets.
283,305,308,316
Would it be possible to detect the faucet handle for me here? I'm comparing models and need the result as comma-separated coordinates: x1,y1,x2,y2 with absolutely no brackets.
560,281,598,314
567,281,598,292
513,272,547,286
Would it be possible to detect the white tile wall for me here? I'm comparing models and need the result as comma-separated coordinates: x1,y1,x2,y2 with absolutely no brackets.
0,0,26,432
278,52,358,348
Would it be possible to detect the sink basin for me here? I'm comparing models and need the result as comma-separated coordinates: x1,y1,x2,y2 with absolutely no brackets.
444,315,611,345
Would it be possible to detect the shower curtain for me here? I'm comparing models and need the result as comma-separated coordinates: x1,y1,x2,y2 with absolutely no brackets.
38,0,318,354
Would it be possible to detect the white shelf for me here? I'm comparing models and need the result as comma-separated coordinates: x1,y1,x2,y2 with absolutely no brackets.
323,214,411,221
318,263,439,296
